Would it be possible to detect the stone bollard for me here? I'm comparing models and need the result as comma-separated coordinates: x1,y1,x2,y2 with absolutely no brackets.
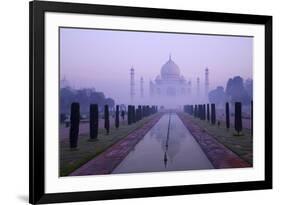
69,102,80,149
90,104,99,141
104,105,110,134
234,102,242,135
115,105,119,129
211,103,216,125
225,102,230,130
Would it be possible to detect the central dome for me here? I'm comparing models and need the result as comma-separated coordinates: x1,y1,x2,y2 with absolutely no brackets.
161,55,181,79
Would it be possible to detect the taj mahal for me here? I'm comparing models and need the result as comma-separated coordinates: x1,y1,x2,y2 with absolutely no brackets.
130,55,209,107
149,55,191,98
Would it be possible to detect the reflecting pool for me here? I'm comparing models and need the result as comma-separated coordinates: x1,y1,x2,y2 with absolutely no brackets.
112,113,214,174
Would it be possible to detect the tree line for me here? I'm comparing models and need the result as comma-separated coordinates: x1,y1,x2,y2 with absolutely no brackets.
68,103,158,149
60,87,115,114
184,101,253,136
208,76,252,106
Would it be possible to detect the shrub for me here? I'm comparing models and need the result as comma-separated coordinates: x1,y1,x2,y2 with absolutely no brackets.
69,102,80,148
90,104,99,140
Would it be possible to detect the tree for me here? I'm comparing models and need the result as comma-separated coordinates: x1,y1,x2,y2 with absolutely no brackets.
115,105,120,128
105,98,115,110
121,110,125,121
251,100,253,137
207,104,210,122
226,76,251,105
132,106,136,123
234,102,242,135
138,105,142,120
69,102,80,149
128,105,131,125
208,86,227,105
199,105,203,120
225,102,230,130
60,87,76,114
104,105,110,134
60,113,67,124
244,78,253,99
211,103,216,125
90,104,99,140
203,104,206,120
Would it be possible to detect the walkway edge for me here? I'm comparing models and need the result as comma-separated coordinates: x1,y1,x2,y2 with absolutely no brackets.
177,113,251,169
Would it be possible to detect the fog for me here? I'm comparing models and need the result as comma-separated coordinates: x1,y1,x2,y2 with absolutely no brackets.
60,28,253,108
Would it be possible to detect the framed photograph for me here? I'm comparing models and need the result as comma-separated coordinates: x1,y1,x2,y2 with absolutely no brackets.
29,0,272,204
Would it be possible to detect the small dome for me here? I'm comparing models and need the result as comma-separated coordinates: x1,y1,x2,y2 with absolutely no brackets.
161,55,180,79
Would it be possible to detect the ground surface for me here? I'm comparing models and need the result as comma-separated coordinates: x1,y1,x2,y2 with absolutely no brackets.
60,111,252,176
60,114,161,176
178,113,253,165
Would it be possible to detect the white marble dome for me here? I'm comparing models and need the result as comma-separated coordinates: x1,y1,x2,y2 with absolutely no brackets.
161,55,181,79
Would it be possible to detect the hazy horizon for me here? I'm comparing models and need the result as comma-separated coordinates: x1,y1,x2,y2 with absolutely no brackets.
60,27,253,105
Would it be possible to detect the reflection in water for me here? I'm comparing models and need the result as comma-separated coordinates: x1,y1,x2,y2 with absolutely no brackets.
112,113,214,174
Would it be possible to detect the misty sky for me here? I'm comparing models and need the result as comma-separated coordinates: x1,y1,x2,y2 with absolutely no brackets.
60,27,253,104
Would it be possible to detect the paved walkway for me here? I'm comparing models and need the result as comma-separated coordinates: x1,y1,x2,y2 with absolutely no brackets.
70,113,163,176
177,113,251,169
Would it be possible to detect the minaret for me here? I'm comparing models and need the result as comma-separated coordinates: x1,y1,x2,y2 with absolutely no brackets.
187,80,192,95
149,80,154,97
140,77,144,98
130,67,135,103
196,77,200,97
205,68,209,97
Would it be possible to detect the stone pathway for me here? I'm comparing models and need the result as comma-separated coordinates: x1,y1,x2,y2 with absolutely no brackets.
69,113,163,176
177,113,251,169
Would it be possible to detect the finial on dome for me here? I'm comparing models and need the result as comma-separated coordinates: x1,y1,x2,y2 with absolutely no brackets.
169,53,172,61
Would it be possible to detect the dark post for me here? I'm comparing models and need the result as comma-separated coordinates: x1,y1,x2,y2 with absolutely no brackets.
138,105,142,120
60,113,67,124
132,106,136,123
104,105,110,134
211,103,216,125
194,105,198,118
142,106,146,117
115,105,120,128
203,104,206,120
90,104,99,140
251,100,253,137
127,105,131,125
69,102,80,149
121,110,125,121
225,102,230,130
207,104,210,122
199,105,204,120
234,102,242,135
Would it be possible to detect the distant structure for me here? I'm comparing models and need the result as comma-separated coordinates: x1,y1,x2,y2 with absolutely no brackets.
205,68,209,97
187,80,192,95
149,55,190,98
140,77,144,98
60,76,70,88
196,77,200,97
129,55,208,106
130,67,135,102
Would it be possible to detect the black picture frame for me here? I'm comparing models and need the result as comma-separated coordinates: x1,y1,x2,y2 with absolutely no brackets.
29,0,272,204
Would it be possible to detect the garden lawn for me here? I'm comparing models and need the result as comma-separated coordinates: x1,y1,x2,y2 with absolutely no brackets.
60,115,156,176
182,113,253,165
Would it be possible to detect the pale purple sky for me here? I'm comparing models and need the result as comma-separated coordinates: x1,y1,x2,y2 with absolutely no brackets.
60,27,253,104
